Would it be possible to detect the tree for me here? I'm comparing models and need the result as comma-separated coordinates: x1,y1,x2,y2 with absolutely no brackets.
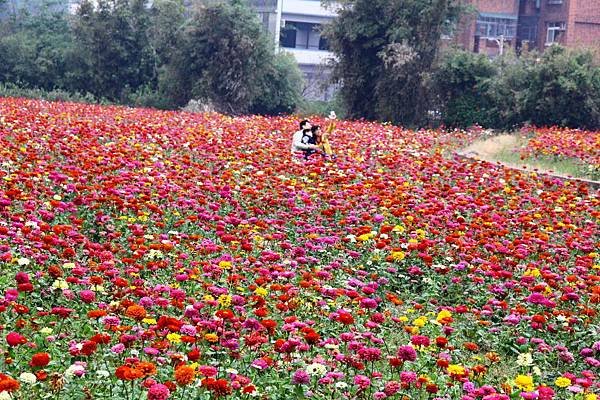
164,0,302,114
0,2,73,90
70,0,155,100
434,49,496,127
251,52,303,115
324,0,463,127
525,46,600,129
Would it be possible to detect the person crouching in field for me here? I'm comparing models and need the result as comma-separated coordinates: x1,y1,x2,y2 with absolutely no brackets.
291,119,321,161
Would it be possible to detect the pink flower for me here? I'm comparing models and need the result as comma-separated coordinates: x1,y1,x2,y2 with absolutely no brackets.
79,290,96,303
6,332,26,346
354,374,371,390
384,381,401,396
397,345,417,361
147,383,170,400
292,369,310,385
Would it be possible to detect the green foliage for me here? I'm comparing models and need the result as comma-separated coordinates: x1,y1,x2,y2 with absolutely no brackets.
163,0,302,114
324,0,464,127
0,82,101,103
0,6,72,90
525,46,600,129
434,49,496,127
70,0,156,101
434,46,600,130
250,52,303,115
296,93,347,119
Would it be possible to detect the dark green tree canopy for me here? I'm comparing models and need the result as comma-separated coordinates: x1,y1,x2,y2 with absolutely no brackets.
324,0,463,127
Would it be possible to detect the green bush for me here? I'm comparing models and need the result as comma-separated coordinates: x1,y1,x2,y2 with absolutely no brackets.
435,46,600,130
0,82,99,103
434,49,496,128
250,52,304,116
296,93,347,119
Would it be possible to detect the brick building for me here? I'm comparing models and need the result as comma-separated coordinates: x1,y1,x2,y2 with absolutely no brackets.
456,0,600,56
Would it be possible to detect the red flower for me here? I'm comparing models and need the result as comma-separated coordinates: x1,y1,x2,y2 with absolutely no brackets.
0,374,20,392
336,312,354,325
81,340,98,356
6,332,27,347
30,352,51,368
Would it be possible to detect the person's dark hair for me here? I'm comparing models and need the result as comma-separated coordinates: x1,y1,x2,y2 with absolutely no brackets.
299,119,310,130
310,125,320,133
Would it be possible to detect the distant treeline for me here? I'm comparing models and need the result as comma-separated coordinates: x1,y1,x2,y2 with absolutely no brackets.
0,0,304,114
2,0,600,129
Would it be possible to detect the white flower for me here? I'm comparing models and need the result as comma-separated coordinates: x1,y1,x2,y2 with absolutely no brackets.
96,370,110,378
64,364,85,380
17,257,30,266
335,382,348,389
18,372,37,384
0,391,12,400
517,352,533,367
305,363,327,377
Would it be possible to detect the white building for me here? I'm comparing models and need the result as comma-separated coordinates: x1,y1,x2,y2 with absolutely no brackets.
250,0,338,100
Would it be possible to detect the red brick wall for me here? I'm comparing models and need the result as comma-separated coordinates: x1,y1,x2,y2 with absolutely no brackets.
472,0,519,15
568,0,600,48
538,0,570,47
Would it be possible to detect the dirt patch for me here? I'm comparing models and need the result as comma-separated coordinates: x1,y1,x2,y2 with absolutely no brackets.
462,134,519,161
456,134,600,189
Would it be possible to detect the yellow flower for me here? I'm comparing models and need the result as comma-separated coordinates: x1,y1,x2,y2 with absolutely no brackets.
447,364,465,375
392,225,405,234
40,327,53,336
218,261,232,269
554,377,571,388
142,318,157,325
436,310,452,324
254,287,268,297
514,375,534,391
52,279,69,290
391,251,405,261
584,394,597,400
203,294,215,302
524,268,540,278
217,295,231,307
204,333,218,343
357,233,373,241
413,316,427,327
167,333,181,344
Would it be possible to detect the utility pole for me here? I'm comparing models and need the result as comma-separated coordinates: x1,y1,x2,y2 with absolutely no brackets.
274,0,283,51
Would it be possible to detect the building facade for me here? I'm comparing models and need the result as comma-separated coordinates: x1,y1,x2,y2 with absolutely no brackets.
248,0,337,100
456,0,600,56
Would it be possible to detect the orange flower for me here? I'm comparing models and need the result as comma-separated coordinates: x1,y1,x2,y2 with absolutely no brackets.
125,305,147,320
174,364,196,386
87,309,107,319
0,373,20,392
463,342,480,352
137,361,157,377
115,366,144,381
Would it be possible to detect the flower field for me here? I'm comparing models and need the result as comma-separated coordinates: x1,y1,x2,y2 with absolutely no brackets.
518,128,600,180
0,97,599,400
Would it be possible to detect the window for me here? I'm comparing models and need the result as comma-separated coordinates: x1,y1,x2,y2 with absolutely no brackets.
476,15,517,39
546,22,565,44
280,21,328,50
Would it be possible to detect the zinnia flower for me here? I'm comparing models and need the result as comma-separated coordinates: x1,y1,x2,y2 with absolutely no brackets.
147,383,170,400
